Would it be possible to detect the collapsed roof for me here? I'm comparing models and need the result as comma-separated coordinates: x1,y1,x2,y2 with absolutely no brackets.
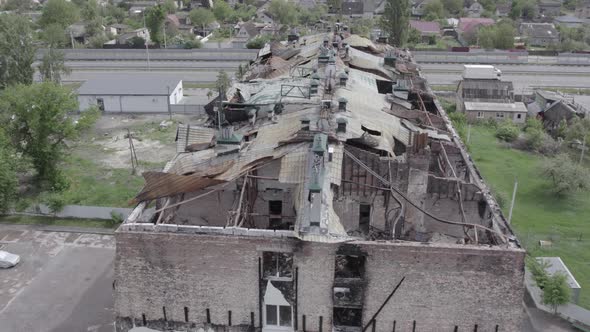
125,32,518,248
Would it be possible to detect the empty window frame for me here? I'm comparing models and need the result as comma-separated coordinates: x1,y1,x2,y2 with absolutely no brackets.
333,307,362,327
263,252,293,279
359,204,370,233
269,200,283,216
476,112,484,119
496,112,504,118
265,305,292,327
334,254,365,279
517,113,522,119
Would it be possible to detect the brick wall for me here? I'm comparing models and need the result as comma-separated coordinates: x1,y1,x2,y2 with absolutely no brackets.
115,230,525,332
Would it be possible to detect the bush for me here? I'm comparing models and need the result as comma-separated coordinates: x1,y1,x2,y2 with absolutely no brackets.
183,39,202,49
527,257,550,289
449,112,467,140
543,273,572,313
538,134,562,156
45,194,65,213
542,153,590,196
495,120,520,142
108,211,124,227
246,35,271,49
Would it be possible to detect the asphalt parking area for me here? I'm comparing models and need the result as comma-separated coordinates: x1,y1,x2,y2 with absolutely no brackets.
0,224,115,332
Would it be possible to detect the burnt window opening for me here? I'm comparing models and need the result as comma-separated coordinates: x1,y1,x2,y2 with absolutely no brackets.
245,132,258,142
263,252,293,279
335,254,366,278
269,218,293,230
265,305,292,327
376,79,393,95
359,204,371,233
333,307,362,327
269,200,283,216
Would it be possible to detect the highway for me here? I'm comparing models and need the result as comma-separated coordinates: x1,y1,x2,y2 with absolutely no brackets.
419,63,590,92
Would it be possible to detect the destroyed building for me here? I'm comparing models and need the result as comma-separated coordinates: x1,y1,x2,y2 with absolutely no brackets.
114,34,525,332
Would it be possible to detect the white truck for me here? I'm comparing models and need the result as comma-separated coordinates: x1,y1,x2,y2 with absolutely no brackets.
462,65,502,80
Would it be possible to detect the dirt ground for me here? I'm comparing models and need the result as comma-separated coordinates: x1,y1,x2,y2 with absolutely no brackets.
75,113,208,171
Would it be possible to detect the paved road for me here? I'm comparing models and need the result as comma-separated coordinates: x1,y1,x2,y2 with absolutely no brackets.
420,63,590,92
60,70,234,84
0,224,115,332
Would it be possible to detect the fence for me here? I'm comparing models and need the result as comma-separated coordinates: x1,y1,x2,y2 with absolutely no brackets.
414,50,590,65
170,104,207,116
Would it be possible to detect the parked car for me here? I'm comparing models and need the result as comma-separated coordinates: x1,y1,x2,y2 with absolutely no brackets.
0,251,20,268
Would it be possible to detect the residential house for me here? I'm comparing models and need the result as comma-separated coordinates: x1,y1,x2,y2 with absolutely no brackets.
528,90,588,135
339,1,364,17
457,65,527,123
166,13,195,34
538,0,561,17
457,17,495,42
465,0,484,18
258,11,274,25
409,20,441,44
66,22,89,44
411,0,435,18
575,0,590,19
77,75,183,113
232,21,262,48
553,15,587,28
495,3,511,17
519,23,559,47
116,27,151,45
107,23,130,36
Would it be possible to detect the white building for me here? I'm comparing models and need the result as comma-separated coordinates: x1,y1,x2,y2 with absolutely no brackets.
77,75,183,113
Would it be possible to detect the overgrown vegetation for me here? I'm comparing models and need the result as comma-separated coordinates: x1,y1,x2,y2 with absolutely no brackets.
468,125,590,309
0,215,115,229
527,257,572,314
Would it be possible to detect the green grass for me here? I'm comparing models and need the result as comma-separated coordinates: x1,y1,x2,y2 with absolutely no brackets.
538,87,590,95
468,125,590,309
58,155,145,208
431,84,457,92
0,215,114,229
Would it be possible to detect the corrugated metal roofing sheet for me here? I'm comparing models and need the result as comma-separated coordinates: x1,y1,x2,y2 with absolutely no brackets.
175,125,215,153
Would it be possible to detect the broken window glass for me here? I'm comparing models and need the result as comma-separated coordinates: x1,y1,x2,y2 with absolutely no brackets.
334,255,365,279
333,307,362,327
279,305,292,327
266,305,277,325
263,252,293,279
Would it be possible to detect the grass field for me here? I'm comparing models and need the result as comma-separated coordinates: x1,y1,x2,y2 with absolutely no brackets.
468,125,590,309
0,215,114,228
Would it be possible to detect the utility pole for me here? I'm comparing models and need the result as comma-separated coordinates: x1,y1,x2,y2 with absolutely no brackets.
143,11,151,71
508,178,518,224
163,24,167,49
127,128,139,175
217,87,223,131
167,85,172,120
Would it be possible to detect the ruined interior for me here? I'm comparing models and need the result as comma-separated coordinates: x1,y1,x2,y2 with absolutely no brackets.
117,30,522,332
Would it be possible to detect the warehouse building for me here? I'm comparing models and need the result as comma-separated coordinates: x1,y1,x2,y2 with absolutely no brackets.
77,75,183,113
114,36,524,332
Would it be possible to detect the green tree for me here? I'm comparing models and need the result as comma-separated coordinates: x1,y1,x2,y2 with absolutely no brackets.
495,120,520,142
406,27,422,46
424,0,444,21
42,23,68,48
565,117,590,142
212,0,235,23
216,70,231,98
127,36,146,48
0,15,36,88
543,273,572,314
162,0,177,14
39,49,71,84
0,128,17,213
82,0,99,21
0,83,79,190
379,0,410,46
233,4,257,22
105,4,126,23
441,0,462,14
268,0,298,25
145,4,166,46
40,0,80,28
190,8,216,30
542,153,590,196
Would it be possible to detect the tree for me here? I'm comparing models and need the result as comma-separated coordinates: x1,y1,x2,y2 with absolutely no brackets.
0,15,36,89
127,36,146,48
233,4,257,22
407,27,422,46
42,23,68,48
105,4,126,23
424,0,444,21
0,128,17,213
162,0,177,14
268,0,298,26
379,0,410,46
82,0,99,21
190,7,216,30
0,83,80,190
476,22,514,49
542,153,590,196
441,0,462,14
565,117,590,142
216,70,231,98
40,0,80,28
543,273,572,314
495,120,520,142
145,4,166,46
212,0,235,23
39,49,71,84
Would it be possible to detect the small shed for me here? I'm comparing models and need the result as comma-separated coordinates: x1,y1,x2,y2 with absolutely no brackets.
77,75,183,113
537,257,582,304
